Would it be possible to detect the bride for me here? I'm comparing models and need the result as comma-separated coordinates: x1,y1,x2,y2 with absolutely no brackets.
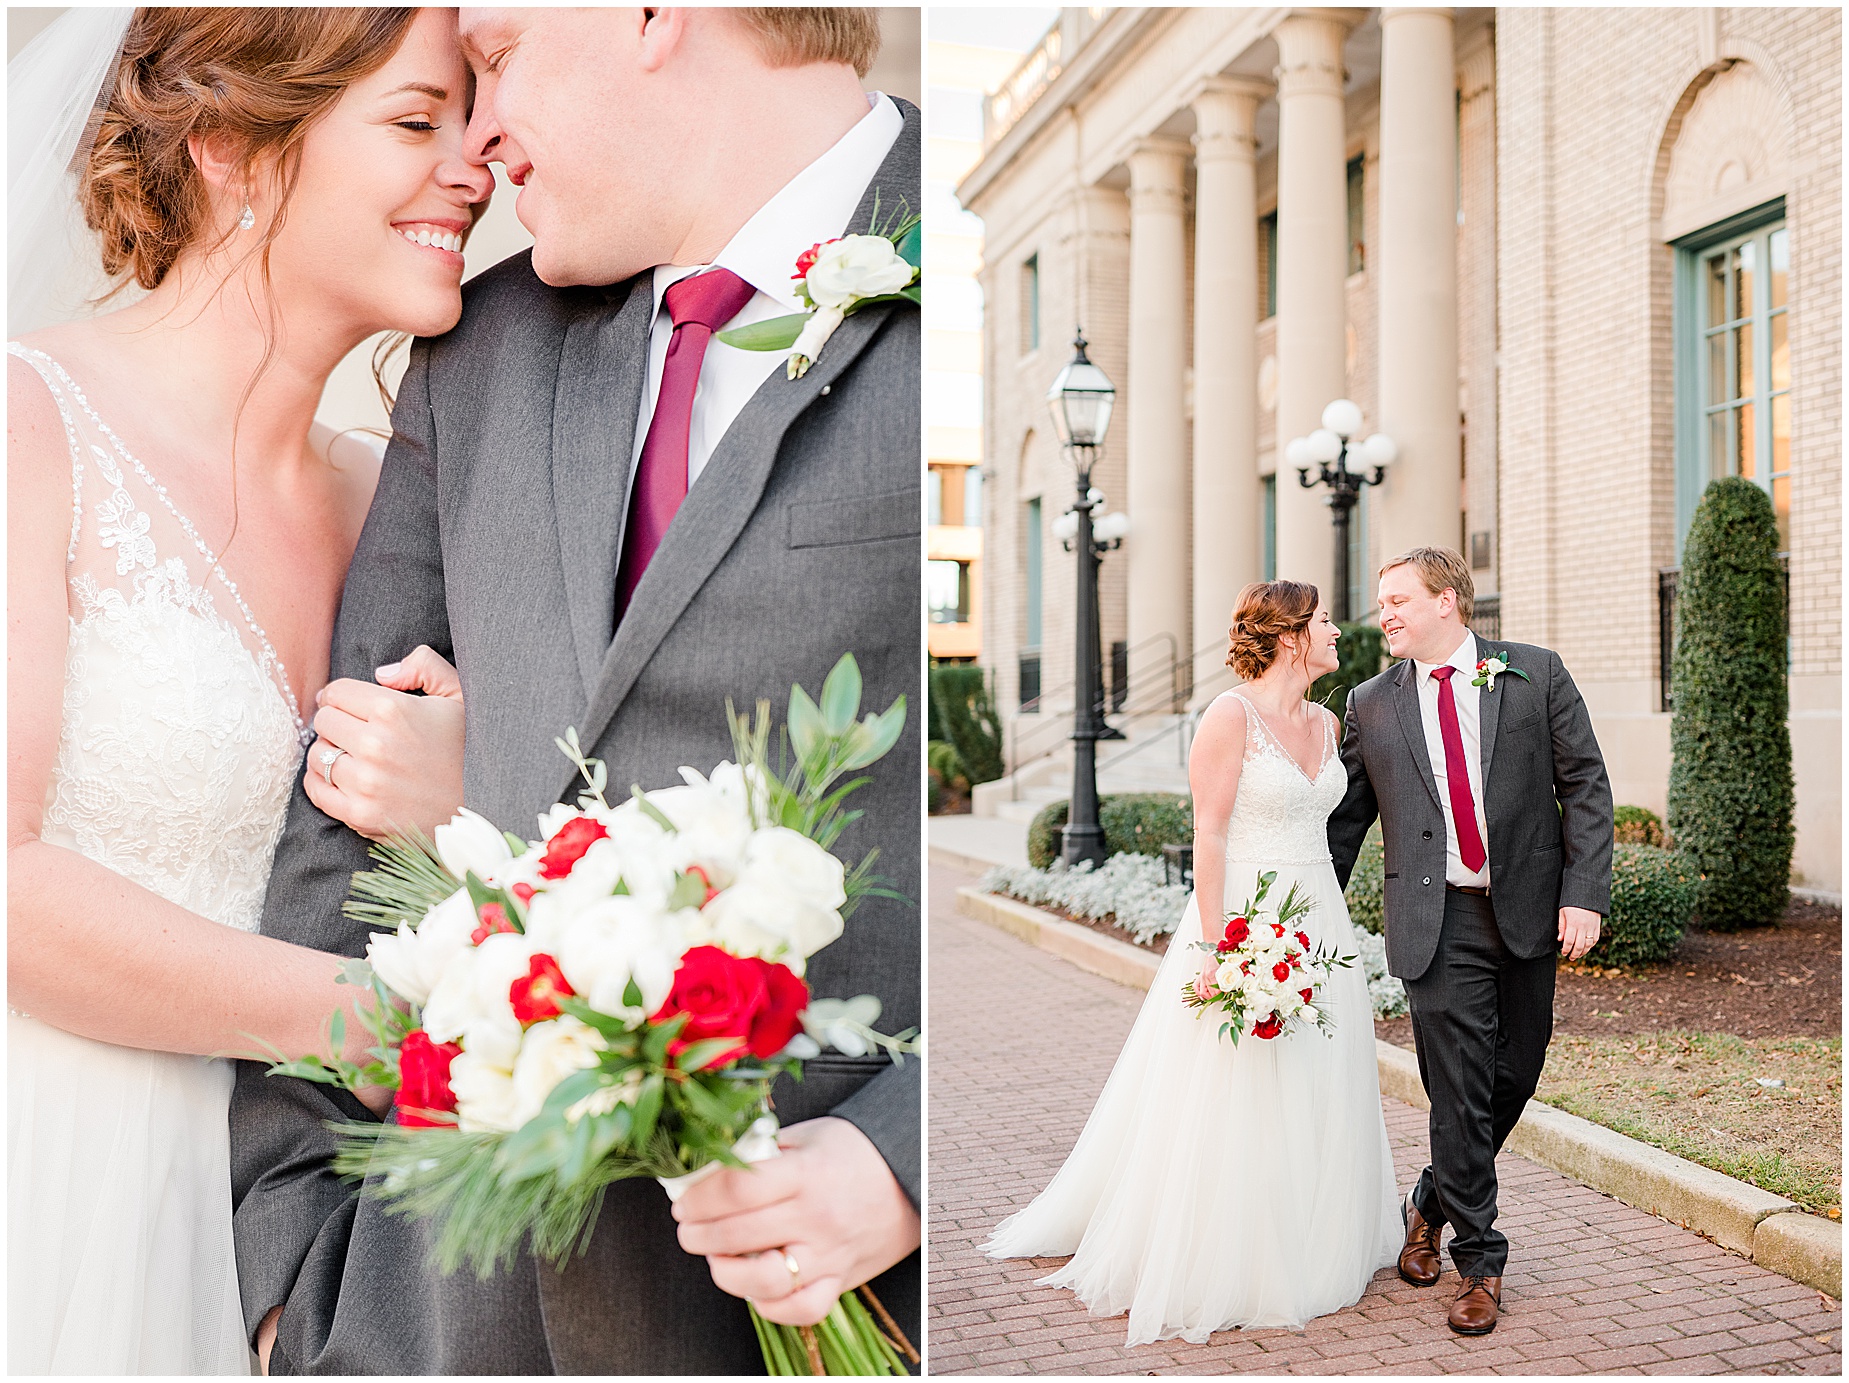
985,579,1400,1345
8,8,489,1373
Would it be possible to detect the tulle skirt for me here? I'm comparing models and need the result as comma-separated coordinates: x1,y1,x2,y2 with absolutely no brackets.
9,1013,252,1374
984,855,1400,1345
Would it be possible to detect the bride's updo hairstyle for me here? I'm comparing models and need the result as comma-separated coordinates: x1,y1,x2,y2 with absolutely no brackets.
1225,580,1320,680
80,7,418,291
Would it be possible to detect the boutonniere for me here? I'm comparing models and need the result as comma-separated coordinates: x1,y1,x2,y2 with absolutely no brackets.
716,197,920,379
1471,651,1530,690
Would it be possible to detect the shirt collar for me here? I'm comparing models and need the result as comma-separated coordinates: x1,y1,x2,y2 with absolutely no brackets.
649,92,902,318
1414,629,1478,680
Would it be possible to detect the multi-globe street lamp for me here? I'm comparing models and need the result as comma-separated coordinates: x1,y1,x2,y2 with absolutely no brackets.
1286,399,1398,623
1045,331,1122,868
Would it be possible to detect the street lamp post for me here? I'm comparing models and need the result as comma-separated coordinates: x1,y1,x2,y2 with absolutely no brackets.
1046,331,1118,868
1287,399,1398,622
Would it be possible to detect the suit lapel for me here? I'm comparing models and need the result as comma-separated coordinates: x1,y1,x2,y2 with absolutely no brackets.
565,100,922,786
550,279,655,699
1392,657,1444,812
1476,636,1505,786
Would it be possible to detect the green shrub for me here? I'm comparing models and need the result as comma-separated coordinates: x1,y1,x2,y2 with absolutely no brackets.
1586,845,1699,967
927,739,967,791
1099,793,1193,860
1312,622,1390,717
1613,804,1667,848
930,663,1004,786
1666,478,1793,929
1026,792,1194,868
1343,824,1386,934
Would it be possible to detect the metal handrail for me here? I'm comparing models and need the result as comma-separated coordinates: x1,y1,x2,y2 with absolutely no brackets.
1004,629,1178,765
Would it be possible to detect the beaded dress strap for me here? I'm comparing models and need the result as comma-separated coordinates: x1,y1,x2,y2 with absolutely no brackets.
7,343,86,567
10,345,311,745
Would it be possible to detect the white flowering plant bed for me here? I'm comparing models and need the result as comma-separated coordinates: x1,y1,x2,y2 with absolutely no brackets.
981,856,1408,1020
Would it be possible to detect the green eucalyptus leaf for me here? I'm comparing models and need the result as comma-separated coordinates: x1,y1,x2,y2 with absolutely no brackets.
716,313,809,352
667,870,708,913
675,1037,743,1074
787,684,825,766
501,831,529,856
819,654,863,735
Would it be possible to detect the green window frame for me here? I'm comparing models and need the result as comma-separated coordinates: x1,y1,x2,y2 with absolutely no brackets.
1024,496,1043,649
1674,200,1789,554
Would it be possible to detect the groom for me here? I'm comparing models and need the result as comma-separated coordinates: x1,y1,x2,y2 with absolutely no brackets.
1329,547,1611,1337
231,10,919,1373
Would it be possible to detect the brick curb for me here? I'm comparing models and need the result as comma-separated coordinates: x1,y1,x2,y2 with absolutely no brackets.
953,883,1843,1300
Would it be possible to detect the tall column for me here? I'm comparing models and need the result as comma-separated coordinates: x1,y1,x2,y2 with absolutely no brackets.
1272,10,1360,603
1190,78,1271,699
1125,139,1191,702
1377,6,1461,557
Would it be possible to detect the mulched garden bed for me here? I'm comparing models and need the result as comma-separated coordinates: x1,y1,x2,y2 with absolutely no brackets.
1375,895,1841,1048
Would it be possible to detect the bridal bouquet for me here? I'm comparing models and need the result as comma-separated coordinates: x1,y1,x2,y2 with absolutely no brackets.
1181,870,1354,1044
265,655,918,1375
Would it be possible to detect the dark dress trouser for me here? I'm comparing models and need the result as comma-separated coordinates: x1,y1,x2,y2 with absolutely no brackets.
1403,888,1556,1277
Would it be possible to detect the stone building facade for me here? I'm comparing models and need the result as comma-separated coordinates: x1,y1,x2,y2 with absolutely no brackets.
958,7,1840,889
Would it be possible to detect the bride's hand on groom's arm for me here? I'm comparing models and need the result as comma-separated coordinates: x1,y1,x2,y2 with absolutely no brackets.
671,1116,920,1326
302,645,465,842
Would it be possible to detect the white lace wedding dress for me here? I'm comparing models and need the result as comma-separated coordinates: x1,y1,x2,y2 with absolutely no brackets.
985,690,1400,1345
8,344,311,1374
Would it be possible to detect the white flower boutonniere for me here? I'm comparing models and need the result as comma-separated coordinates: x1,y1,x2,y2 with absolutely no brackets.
1471,652,1530,691
715,198,920,379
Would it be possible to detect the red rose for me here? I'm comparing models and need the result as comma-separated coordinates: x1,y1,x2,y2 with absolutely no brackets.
651,945,768,1065
1222,917,1250,948
512,882,536,904
509,953,576,1025
1272,961,1292,982
471,902,517,946
1290,953,1303,970
744,958,810,1059
1272,922,1286,938
1300,987,1314,1004
1240,960,1252,975
1252,1014,1283,1040
537,816,608,880
1294,931,1311,951
793,238,837,281
395,1029,462,1128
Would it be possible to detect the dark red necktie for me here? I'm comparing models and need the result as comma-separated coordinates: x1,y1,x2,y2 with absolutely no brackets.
1431,666,1488,873
614,267,757,621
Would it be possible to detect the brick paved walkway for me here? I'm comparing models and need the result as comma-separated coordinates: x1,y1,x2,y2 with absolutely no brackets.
927,865,1842,1376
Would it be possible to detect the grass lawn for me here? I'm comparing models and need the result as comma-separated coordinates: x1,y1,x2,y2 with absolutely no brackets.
1535,1031,1842,1217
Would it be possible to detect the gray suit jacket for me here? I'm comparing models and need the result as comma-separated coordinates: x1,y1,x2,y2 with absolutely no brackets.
1327,639,1613,980
231,104,922,1375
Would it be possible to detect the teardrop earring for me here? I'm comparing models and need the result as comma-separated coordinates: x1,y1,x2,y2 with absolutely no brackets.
237,202,255,232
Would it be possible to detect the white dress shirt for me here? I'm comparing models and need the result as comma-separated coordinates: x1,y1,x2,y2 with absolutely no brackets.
1412,629,1493,889
630,92,903,488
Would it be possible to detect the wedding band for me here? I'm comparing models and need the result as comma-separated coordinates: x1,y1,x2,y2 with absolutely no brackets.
781,1250,801,1293
318,746,348,786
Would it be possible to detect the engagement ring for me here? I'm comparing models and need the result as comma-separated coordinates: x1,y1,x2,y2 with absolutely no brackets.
318,746,348,785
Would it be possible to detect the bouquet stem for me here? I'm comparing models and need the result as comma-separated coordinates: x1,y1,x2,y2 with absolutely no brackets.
751,1285,916,1375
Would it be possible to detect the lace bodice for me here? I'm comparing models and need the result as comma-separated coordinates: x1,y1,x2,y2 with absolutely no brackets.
11,343,309,932
1222,690,1346,866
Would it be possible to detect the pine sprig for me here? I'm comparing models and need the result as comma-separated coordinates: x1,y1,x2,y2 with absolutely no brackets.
343,832,461,932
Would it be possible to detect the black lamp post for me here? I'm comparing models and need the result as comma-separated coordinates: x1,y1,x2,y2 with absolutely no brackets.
1046,331,1117,868
1287,399,1397,623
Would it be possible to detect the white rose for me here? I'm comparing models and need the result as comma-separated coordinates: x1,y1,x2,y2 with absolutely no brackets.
366,887,476,1006
509,1017,606,1128
553,895,686,1019
421,930,541,1047
449,1048,522,1133
803,235,915,308
433,807,512,884
743,828,847,911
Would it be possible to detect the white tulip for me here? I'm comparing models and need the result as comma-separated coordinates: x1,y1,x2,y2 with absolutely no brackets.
421,930,541,1046
433,807,512,884
366,887,476,1006
450,1048,521,1133
553,895,685,1020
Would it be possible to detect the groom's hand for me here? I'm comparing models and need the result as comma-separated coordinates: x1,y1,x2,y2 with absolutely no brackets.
671,1116,920,1326
1558,905,1602,961
303,645,465,841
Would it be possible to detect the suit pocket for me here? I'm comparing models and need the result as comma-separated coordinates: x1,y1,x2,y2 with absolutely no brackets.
786,489,918,548
1504,710,1542,732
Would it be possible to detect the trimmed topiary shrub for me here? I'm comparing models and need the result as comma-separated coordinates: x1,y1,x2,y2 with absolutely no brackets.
1343,824,1386,934
1666,477,1794,929
1585,844,1699,968
1026,792,1194,868
930,663,1004,786
1312,622,1391,717
1099,793,1193,860
1613,804,1667,848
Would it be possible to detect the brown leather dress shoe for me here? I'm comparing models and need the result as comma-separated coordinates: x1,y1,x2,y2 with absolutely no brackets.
1448,1275,1502,1335
1397,1190,1443,1287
